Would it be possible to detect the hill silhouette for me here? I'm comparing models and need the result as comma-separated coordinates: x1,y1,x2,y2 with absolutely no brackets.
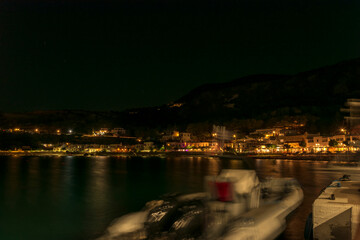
2,58,360,134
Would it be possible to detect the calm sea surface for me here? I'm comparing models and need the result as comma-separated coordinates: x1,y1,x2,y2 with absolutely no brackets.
0,155,342,240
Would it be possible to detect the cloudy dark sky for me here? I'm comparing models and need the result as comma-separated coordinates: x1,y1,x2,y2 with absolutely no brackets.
1,0,360,112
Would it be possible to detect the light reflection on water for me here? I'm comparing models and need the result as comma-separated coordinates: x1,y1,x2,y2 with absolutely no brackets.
0,155,346,239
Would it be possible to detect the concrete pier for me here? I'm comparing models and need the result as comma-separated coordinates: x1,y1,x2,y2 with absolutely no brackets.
313,180,360,240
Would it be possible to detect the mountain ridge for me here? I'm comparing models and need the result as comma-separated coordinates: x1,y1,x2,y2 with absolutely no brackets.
2,57,360,134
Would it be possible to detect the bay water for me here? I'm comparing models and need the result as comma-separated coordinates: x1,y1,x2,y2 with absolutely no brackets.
0,155,340,239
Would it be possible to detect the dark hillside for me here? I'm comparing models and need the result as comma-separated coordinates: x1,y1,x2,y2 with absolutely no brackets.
1,58,360,134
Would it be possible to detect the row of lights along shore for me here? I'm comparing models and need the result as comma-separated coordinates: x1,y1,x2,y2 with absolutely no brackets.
12,128,73,134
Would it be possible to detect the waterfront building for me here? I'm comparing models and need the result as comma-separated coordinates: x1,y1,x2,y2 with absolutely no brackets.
161,131,180,141
161,131,191,143
180,132,191,142
329,134,346,143
93,128,109,136
250,128,283,137
111,128,126,136
212,125,233,150
342,99,360,133
306,136,329,152
143,142,154,151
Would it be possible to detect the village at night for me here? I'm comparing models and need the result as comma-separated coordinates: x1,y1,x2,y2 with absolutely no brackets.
2,0,360,239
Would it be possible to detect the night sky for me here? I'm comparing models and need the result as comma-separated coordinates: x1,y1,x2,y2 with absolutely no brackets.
1,0,360,112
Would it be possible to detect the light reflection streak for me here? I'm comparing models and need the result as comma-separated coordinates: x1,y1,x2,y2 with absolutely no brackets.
27,157,41,203
4,157,21,207
85,157,110,216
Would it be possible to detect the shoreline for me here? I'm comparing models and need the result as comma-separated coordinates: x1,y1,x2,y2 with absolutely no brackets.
0,151,359,161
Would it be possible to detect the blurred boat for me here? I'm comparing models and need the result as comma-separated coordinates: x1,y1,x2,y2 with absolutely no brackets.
98,170,303,240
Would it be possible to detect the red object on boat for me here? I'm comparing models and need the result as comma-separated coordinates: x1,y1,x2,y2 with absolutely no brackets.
215,182,233,202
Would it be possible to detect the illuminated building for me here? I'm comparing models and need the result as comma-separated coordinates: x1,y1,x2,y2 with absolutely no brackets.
342,99,360,132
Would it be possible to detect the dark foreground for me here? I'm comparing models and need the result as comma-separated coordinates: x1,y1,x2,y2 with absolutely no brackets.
0,155,344,239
